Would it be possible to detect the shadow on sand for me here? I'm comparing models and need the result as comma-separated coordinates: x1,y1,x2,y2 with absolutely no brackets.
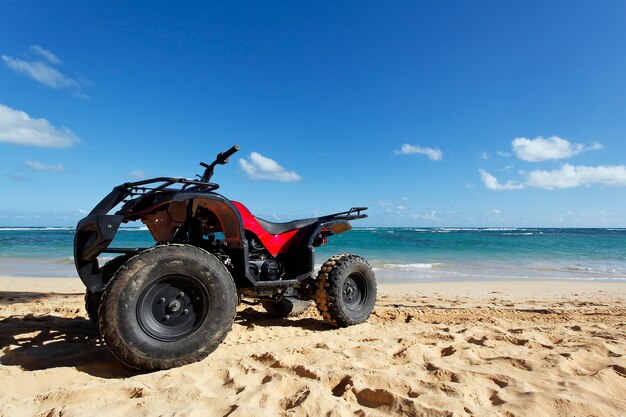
0,291,79,306
0,314,137,378
236,306,331,331
0,307,330,378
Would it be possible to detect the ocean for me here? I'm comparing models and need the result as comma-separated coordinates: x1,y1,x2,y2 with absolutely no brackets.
1,227,625,282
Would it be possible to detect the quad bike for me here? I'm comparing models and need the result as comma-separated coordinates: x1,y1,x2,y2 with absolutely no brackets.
74,145,376,371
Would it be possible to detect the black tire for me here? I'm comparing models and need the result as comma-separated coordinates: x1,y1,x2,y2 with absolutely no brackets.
261,296,311,318
98,244,237,371
84,291,101,324
314,254,377,327
84,254,133,323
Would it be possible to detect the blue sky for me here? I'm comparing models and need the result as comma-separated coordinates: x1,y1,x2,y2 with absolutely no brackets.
1,1,626,227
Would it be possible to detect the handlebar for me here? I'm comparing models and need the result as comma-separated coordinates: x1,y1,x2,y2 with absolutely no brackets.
217,144,240,164
198,144,240,183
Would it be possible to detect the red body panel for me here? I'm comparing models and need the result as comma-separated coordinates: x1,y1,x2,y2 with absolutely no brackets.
232,201,300,256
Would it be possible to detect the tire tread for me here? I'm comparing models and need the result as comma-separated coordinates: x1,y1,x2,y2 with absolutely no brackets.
314,254,376,327
98,244,237,371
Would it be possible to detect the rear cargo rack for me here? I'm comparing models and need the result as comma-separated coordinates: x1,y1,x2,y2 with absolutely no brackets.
324,206,368,221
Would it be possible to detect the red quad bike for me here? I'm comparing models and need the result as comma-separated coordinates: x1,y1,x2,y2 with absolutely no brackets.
74,145,376,371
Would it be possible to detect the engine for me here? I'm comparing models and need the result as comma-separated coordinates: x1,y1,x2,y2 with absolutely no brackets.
248,259,281,281
248,235,283,281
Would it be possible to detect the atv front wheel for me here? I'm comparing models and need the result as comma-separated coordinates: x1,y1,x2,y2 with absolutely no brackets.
99,245,237,371
314,254,377,327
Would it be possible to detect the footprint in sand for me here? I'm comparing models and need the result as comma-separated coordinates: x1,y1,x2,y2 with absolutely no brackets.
352,387,396,408
467,336,488,346
611,364,626,378
331,375,353,397
489,391,506,406
489,377,509,388
440,345,456,357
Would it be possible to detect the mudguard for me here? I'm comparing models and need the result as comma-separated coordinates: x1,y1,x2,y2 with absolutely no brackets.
74,214,124,292
74,187,257,292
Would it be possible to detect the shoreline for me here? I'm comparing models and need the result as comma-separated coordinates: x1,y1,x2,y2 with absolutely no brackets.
3,251,626,283
3,274,626,291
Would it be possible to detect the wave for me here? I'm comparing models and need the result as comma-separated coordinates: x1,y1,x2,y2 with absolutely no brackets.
382,263,439,271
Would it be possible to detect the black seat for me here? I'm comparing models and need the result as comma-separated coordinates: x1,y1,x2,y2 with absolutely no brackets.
254,216,320,235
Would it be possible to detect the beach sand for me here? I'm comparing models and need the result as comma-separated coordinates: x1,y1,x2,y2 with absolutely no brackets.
1,276,625,417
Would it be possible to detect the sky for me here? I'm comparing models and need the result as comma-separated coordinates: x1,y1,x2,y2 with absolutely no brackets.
1,1,626,227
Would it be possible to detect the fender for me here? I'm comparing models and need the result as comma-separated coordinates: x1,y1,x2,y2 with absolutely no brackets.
284,219,353,280
74,188,257,292
74,214,125,292
168,192,256,288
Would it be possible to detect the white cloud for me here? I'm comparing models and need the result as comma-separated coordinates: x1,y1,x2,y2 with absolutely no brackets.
479,169,525,191
239,152,301,182
488,209,502,215
2,55,79,89
497,151,511,157
127,170,147,180
400,196,409,201
29,45,62,65
480,164,626,190
1,46,87,96
481,152,489,160
512,136,603,162
377,200,392,207
394,144,443,160
0,103,80,147
526,164,626,189
24,160,65,173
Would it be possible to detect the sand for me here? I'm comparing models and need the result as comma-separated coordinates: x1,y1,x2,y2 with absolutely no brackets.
1,276,625,417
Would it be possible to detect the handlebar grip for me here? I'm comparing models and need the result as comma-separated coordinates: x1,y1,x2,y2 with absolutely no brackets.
221,144,240,160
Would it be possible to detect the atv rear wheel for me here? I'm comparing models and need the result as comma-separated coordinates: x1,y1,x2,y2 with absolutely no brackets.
261,289,311,318
99,245,237,371
84,254,133,323
314,254,377,327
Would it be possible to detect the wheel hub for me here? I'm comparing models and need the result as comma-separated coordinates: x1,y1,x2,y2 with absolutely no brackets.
167,299,182,313
345,285,355,299
137,274,209,341
342,273,367,311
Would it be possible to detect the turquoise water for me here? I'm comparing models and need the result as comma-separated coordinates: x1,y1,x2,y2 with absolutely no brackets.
1,227,625,281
